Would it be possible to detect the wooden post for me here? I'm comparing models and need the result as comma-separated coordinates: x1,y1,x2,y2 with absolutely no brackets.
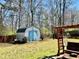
57,28,64,55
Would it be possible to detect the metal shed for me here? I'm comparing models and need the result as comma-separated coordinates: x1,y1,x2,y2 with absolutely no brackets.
15,26,40,42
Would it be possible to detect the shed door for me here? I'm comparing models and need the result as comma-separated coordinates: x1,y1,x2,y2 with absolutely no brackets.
29,30,37,41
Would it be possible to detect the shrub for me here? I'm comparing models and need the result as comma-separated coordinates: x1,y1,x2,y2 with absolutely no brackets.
65,30,79,38
40,27,52,38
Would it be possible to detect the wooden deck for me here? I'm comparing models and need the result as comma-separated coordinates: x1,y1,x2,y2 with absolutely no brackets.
52,53,78,59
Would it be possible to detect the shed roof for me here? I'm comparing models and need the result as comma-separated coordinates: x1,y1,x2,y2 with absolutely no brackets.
17,28,27,33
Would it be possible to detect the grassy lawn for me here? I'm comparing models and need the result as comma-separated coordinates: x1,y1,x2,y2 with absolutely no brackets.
0,38,79,59
0,39,58,59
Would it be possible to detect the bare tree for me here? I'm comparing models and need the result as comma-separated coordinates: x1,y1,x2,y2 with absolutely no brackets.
25,0,42,26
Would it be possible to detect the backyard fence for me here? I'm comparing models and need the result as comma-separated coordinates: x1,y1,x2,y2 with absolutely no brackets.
0,35,16,42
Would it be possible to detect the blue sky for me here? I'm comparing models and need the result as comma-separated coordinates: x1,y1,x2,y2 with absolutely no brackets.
0,0,79,10
72,0,79,10
0,0,5,4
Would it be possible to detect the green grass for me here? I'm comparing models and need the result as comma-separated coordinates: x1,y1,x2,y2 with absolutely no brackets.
0,39,58,59
0,38,79,59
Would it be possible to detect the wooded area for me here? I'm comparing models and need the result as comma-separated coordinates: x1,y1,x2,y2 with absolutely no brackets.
0,0,79,36
1,0,79,59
